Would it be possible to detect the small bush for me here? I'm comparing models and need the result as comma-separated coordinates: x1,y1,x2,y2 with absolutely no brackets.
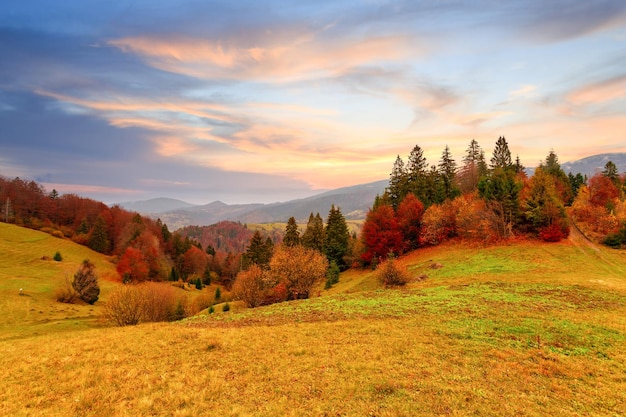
214,286,221,302
222,303,230,312
51,230,64,239
208,305,215,314
53,251,63,262
72,260,100,304
377,256,410,287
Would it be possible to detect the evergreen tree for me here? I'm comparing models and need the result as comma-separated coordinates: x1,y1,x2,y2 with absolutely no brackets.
406,144,429,206
490,136,513,171
438,145,460,200
458,139,483,193
324,205,350,270
283,216,300,247
244,231,272,269
421,165,445,206
88,215,110,254
301,213,325,253
603,161,619,184
477,149,489,178
478,167,522,238
539,150,572,205
514,155,525,175
568,172,586,197
388,155,408,210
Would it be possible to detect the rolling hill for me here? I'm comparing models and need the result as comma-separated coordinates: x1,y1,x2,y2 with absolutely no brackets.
1,220,625,415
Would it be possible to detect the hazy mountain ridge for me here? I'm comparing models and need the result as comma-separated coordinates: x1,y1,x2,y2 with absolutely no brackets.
136,180,388,229
117,197,196,214
560,153,626,177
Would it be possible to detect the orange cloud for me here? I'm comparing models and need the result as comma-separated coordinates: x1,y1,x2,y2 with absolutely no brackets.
109,32,418,82
567,76,626,105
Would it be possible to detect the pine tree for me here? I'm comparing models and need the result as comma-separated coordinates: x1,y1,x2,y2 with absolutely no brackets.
490,136,513,171
388,155,408,210
477,149,488,178
540,150,572,204
406,145,429,206
324,205,350,270
302,213,325,253
438,145,459,200
514,155,525,175
283,216,300,247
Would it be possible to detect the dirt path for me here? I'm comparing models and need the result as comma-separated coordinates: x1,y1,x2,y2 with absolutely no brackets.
568,219,626,279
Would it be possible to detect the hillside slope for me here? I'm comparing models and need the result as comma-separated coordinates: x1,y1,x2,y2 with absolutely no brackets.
0,223,120,340
1,225,625,415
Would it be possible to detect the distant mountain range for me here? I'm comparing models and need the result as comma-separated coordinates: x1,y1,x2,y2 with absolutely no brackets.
119,180,388,230
560,153,626,177
119,152,626,229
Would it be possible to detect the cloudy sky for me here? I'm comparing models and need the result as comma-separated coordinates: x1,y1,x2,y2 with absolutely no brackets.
1,1,626,204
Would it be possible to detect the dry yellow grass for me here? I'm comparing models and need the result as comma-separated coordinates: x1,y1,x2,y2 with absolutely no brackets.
1,223,625,416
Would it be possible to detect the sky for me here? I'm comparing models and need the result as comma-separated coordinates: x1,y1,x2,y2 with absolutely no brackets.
1,1,626,205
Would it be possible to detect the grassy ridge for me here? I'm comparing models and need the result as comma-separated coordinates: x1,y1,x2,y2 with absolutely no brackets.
1,223,626,415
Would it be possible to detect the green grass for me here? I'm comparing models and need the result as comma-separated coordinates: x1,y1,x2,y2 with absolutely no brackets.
1,223,626,415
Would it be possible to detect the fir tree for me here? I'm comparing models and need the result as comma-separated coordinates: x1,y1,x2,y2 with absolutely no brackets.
406,144,429,206
324,205,350,270
283,216,300,247
490,136,513,171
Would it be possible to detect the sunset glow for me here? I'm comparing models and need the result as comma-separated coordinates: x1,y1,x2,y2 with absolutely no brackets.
1,1,626,204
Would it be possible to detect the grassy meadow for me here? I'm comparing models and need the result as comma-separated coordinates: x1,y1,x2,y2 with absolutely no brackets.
1,222,626,416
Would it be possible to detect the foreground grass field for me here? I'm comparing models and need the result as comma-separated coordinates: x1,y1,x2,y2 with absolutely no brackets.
1,222,625,416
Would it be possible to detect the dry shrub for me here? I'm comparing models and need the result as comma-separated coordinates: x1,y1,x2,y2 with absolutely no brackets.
232,265,268,308
190,292,215,315
140,282,182,322
377,256,410,287
55,275,79,304
269,245,328,300
104,282,188,326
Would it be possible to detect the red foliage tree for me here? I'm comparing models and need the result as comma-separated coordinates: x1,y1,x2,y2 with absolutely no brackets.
588,174,620,208
182,246,209,279
360,204,404,265
116,247,150,283
396,193,425,251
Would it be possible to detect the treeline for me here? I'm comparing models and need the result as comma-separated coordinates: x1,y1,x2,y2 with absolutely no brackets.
0,175,222,285
360,137,626,264
230,206,356,307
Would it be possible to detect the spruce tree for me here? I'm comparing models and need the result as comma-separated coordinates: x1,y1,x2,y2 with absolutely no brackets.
388,155,407,210
324,205,350,270
283,217,300,247
490,136,513,171
302,213,325,253
406,144,429,206
438,145,459,200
